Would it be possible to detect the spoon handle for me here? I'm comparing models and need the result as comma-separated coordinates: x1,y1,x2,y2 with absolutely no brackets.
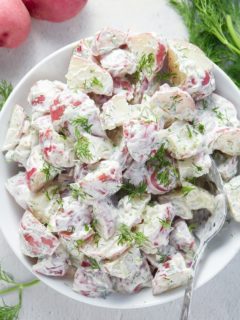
179,242,206,320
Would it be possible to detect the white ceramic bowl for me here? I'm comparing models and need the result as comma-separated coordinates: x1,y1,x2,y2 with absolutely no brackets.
1,42,240,309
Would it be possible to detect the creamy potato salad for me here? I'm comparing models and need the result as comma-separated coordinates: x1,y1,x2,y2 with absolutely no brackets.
2,28,240,299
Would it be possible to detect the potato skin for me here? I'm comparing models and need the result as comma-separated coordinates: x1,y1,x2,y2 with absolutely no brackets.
22,0,88,22
0,0,31,48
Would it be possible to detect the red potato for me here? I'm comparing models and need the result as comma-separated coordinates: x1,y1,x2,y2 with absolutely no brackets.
22,0,88,22
0,0,31,48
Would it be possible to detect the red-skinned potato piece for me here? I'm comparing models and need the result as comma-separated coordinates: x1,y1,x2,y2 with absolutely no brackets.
22,0,87,22
0,0,31,48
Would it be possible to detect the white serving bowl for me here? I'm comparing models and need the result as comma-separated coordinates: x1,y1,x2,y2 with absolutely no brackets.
1,42,240,309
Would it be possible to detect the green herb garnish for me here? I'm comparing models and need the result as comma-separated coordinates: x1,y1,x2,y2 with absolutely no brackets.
84,77,104,90
132,52,155,81
158,254,169,263
87,257,101,270
0,80,13,110
74,135,92,161
71,116,92,134
193,163,202,172
117,224,148,246
159,218,172,229
197,123,205,134
156,71,177,82
181,185,195,196
84,224,90,232
212,107,224,121
188,223,198,232
120,181,147,198
76,239,85,247
169,0,240,87
0,265,39,319
186,124,193,138
69,183,86,200
41,162,52,181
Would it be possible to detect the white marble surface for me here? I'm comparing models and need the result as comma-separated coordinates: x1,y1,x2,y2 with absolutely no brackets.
0,0,240,319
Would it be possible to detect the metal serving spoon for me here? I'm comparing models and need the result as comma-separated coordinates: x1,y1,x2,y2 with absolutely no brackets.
179,160,227,320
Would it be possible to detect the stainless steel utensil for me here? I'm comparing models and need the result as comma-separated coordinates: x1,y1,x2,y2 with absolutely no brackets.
179,161,227,320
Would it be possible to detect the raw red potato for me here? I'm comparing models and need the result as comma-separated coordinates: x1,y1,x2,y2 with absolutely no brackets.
168,40,215,100
22,0,87,22
79,160,122,199
66,56,113,96
213,128,240,156
152,252,191,295
112,259,152,294
92,27,127,56
33,245,69,277
0,0,31,48
2,105,26,152
28,80,66,116
73,268,112,298
26,145,59,192
169,219,197,254
123,119,162,163
48,196,92,234
150,84,196,121
92,199,117,240
39,127,75,168
100,49,137,77
137,203,175,254
127,32,167,80
20,210,59,258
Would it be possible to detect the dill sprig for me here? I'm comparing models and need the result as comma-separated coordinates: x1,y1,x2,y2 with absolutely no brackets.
169,0,240,87
84,77,103,90
117,224,148,246
87,257,101,270
41,162,52,181
132,53,155,81
120,181,147,198
0,80,13,110
69,183,86,200
181,185,195,196
155,71,177,83
71,116,92,134
74,134,92,161
0,265,39,319
148,144,179,186
159,218,172,229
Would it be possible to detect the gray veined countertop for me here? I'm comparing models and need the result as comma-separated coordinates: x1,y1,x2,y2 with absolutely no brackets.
0,0,240,319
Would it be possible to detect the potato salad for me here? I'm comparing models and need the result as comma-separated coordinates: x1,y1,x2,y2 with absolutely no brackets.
3,28,240,299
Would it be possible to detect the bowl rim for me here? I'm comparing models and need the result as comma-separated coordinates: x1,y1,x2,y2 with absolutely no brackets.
0,40,240,310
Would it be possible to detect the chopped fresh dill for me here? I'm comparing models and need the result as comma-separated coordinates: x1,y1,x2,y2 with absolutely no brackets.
87,257,101,270
74,135,92,161
132,52,155,81
84,224,90,232
157,168,171,186
41,162,52,181
193,163,202,172
188,223,198,232
71,116,92,134
158,254,169,264
159,218,172,229
212,107,224,121
0,80,13,110
156,71,177,82
197,123,205,134
120,181,147,198
45,190,51,201
186,124,193,138
69,183,86,200
181,185,195,196
76,239,85,247
117,224,148,246
84,77,103,90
